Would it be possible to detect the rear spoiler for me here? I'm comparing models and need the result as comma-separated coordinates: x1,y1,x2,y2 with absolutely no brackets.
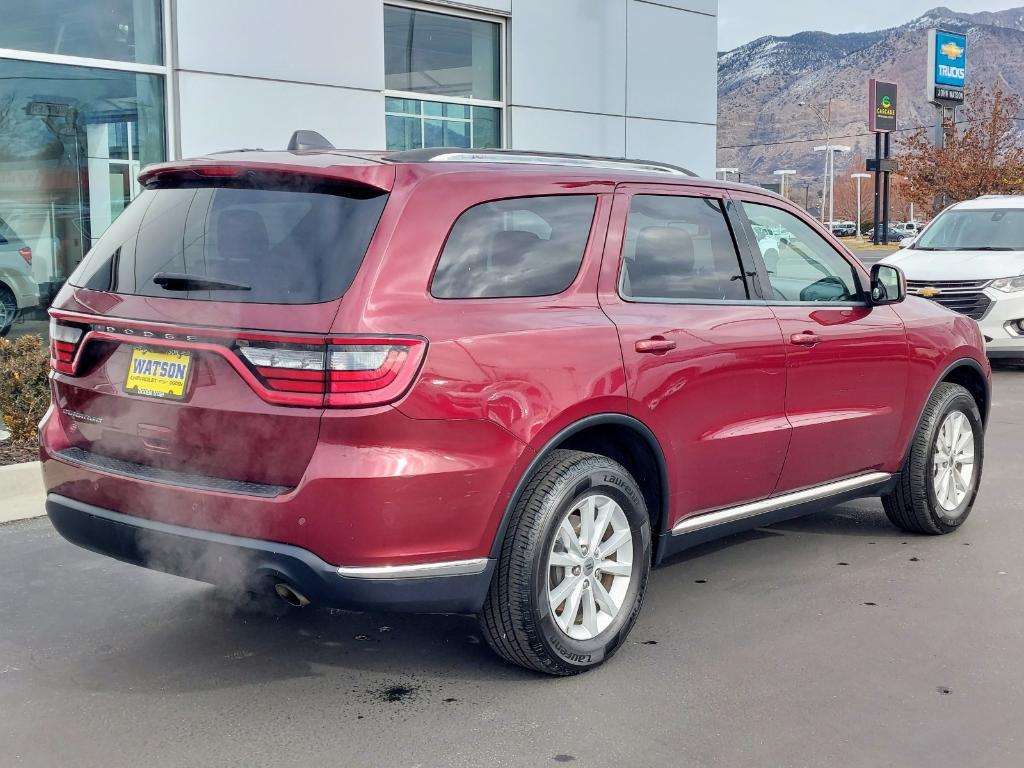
138,157,396,193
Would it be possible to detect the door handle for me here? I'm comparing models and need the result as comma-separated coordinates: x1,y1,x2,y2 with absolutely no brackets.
790,331,822,346
636,337,677,354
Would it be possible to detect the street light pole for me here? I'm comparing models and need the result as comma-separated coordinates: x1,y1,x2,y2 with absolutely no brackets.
851,172,871,238
800,98,833,224
814,144,851,229
716,167,739,182
773,169,797,199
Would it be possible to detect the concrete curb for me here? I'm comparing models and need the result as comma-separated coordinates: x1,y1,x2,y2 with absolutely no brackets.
0,461,45,523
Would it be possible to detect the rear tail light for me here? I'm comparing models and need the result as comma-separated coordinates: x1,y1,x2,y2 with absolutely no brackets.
18,247,31,266
236,337,426,407
49,318,85,374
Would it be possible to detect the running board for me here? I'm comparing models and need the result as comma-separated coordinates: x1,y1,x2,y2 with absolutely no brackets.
656,472,894,564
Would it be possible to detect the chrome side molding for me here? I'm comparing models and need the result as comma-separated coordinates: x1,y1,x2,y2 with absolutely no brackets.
337,557,491,580
671,472,892,537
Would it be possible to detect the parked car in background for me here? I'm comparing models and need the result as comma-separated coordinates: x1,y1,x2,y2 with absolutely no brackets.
0,215,40,337
831,222,857,237
884,195,1024,360
42,142,990,675
866,225,906,243
894,222,925,236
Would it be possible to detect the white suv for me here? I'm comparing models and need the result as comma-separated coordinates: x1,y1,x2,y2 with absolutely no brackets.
884,195,1024,360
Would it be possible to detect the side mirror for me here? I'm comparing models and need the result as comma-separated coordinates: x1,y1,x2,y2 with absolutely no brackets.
871,263,906,305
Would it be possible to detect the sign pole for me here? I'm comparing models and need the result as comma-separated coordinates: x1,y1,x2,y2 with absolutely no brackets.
882,132,892,244
873,133,882,245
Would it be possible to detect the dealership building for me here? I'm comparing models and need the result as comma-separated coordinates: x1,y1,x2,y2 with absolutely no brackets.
0,0,718,305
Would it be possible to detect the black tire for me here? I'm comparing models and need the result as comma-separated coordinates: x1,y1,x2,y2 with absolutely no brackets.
0,286,16,338
480,450,652,676
882,382,984,534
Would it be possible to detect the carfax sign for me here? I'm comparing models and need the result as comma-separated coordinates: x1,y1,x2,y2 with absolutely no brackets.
927,29,967,105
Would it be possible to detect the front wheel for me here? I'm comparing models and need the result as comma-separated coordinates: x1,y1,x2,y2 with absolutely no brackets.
0,287,17,338
480,450,652,675
882,382,984,534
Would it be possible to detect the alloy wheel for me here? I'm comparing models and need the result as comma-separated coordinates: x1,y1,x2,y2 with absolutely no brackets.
546,494,634,641
932,410,976,515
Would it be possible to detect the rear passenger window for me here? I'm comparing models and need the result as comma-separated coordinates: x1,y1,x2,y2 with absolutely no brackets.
431,195,597,299
620,195,748,302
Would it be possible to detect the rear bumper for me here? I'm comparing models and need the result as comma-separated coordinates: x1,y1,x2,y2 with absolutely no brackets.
46,494,495,614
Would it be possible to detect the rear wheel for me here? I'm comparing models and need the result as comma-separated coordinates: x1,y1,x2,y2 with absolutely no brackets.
0,286,17,338
480,450,651,675
882,383,983,534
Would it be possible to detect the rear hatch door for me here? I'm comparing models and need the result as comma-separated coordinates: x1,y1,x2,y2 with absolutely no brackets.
51,164,391,488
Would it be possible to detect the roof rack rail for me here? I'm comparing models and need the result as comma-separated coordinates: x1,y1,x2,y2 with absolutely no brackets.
384,148,696,177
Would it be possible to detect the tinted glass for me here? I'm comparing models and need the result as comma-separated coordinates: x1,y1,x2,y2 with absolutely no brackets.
620,195,748,301
743,203,861,303
385,97,500,151
70,181,388,304
0,0,163,64
915,208,1024,251
432,196,597,299
384,6,500,100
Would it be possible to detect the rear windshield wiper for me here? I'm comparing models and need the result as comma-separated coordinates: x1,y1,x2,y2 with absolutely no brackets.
152,272,252,292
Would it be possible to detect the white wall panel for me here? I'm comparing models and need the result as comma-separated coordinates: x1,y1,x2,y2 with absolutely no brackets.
453,0,511,12
177,73,384,158
633,0,717,14
626,1,717,124
175,0,384,90
509,0,626,115
625,117,716,177
510,107,625,157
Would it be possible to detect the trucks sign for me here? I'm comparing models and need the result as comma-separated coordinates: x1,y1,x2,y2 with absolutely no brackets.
927,29,967,105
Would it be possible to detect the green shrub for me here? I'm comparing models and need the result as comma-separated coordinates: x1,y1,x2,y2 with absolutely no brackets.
0,335,51,443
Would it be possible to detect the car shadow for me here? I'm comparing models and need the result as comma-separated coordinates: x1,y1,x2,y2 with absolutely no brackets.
57,502,901,697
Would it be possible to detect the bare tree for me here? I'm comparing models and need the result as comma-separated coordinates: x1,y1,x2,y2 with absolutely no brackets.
899,83,1024,216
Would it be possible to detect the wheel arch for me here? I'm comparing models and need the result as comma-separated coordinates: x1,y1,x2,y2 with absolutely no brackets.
940,359,990,426
901,357,990,466
488,414,670,561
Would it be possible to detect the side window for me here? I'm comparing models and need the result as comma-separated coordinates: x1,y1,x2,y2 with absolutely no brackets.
620,194,748,302
742,202,861,303
431,195,597,299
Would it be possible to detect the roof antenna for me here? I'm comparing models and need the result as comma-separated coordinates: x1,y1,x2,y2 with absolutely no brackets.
287,130,335,151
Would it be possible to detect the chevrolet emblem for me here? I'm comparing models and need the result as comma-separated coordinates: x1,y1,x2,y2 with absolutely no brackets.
941,41,964,60
916,286,942,298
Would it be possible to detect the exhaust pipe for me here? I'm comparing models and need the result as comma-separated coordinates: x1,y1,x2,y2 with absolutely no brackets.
274,582,310,608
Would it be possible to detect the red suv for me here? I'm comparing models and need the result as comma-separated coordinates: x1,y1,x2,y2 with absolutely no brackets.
42,142,990,675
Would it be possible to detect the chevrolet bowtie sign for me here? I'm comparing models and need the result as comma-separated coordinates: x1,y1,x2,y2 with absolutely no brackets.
928,29,967,106
916,287,943,298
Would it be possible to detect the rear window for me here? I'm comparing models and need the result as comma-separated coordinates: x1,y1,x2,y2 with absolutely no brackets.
70,178,389,304
431,195,597,299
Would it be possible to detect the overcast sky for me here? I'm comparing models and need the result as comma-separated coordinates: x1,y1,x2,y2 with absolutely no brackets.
718,1,1024,50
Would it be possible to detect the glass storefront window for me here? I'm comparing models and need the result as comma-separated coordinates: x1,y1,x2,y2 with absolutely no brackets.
0,59,166,312
385,97,500,151
384,5,500,100
0,0,164,65
383,4,503,151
